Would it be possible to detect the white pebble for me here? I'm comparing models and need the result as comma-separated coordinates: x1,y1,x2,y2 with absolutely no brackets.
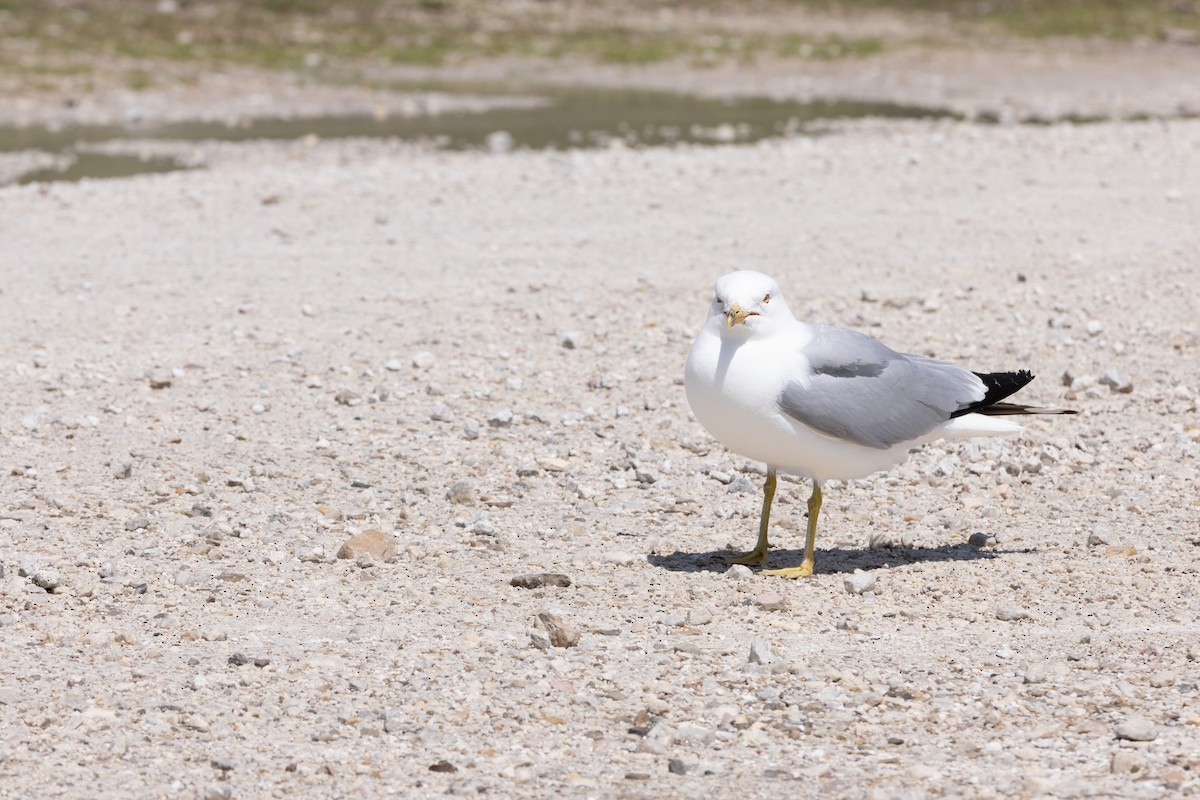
723,564,753,581
843,571,877,595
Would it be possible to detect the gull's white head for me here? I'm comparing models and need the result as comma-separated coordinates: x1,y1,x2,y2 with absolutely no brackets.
706,270,794,336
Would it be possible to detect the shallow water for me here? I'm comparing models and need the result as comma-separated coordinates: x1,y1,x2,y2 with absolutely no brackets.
1,85,953,184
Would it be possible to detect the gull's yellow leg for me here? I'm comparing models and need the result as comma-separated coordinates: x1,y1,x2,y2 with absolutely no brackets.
727,467,776,566
764,482,823,579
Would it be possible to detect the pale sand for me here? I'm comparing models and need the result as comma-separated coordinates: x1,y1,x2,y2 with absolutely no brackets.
1,48,1198,799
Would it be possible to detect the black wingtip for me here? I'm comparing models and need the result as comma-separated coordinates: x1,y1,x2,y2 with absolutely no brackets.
951,370,1075,418
975,402,1078,416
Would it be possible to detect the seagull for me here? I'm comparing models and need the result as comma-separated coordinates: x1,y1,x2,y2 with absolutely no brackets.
684,270,1075,578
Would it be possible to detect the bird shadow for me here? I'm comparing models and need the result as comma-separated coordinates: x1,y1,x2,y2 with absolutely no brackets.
648,543,1034,575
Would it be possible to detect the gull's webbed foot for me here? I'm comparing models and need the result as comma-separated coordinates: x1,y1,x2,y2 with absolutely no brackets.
762,558,814,579
726,545,769,566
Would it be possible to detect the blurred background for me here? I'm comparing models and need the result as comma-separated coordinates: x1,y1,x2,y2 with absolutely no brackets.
3,1,1199,76
2,1,1200,183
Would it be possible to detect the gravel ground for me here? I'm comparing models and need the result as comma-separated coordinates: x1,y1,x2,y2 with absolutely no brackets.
2,98,1199,798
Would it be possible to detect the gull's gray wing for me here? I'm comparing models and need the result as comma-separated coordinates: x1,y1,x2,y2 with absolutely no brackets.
778,324,984,450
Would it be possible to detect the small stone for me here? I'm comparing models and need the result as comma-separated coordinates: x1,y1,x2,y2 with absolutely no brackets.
428,759,457,773
487,409,514,428
686,607,714,626
668,758,688,775
843,571,876,595
1024,660,1070,684
995,605,1031,622
334,389,362,406
463,419,480,440
31,568,61,592
297,547,324,563
674,723,714,744
1085,320,1104,336
113,461,133,479
1099,369,1133,393
149,373,173,389
384,359,403,371
602,551,637,566
446,480,478,505
202,784,231,800
1110,751,1145,775
382,709,405,733
227,652,252,666
124,516,150,531
535,457,569,472
412,351,435,370
182,714,210,732
1114,717,1158,742
558,331,583,349
662,613,687,627
724,564,753,581
1149,671,1177,688
1087,525,1118,547
533,611,581,648
754,591,788,612
748,639,775,665
726,475,756,494
510,573,572,589
429,403,454,422
336,530,397,561
634,467,659,485
968,531,996,548
469,517,496,535
529,628,552,650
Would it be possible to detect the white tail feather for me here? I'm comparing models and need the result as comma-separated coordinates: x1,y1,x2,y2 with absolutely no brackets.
940,413,1023,439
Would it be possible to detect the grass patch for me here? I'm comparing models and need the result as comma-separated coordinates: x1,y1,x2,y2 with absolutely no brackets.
986,2,1200,39
124,68,154,90
2,1,1198,96
802,0,1200,39
0,1,891,76
378,27,886,66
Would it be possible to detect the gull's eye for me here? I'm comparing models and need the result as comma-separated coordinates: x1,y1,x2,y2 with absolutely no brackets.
714,296,724,305
763,292,771,304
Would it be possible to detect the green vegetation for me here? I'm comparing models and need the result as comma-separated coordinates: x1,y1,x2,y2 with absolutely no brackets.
985,1,1200,39
806,0,1200,39
0,1,1196,94
0,1,887,79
